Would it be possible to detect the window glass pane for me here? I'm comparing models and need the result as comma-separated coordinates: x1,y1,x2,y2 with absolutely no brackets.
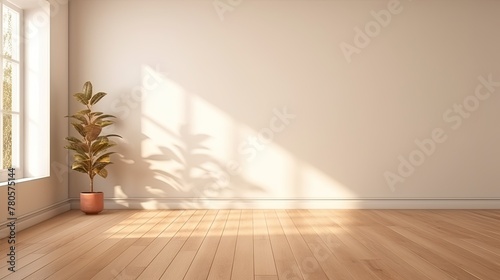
1,113,20,169
10,61,19,111
2,5,21,172
3,5,20,61
3,60,13,111
3,61,20,112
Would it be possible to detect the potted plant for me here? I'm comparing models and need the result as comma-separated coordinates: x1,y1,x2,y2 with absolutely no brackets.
64,81,121,214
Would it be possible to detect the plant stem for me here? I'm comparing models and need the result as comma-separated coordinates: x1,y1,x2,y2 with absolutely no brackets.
87,104,94,193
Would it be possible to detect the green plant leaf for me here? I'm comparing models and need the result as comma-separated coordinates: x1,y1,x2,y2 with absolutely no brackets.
97,168,108,178
90,92,107,105
90,137,120,153
72,167,88,174
91,142,116,156
90,111,103,117
83,81,93,101
72,162,89,173
73,93,88,105
90,137,109,151
67,81,120,188
65,142,88,154
85,124,102,142
95,120,114,128
93,161,112,171
75,160,91,172
99,134,122,139
71,123,86,137
93,136,109,144
74,153,89,162
69,114,88,125
77,109,91,115
93,152,115,164
94,114,116,122
65,136,83,144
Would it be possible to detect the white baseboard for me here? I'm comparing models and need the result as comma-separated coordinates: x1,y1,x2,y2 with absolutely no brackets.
69,197,500,210
0,200,71,239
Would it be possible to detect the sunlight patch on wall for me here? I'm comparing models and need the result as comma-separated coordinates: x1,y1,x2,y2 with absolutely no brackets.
113,185,129,207
241,143,296,197
298,162,354,198
190,93,235,162
138,65,355,200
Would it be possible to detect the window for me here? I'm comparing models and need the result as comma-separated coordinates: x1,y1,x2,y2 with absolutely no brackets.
0,2,22,182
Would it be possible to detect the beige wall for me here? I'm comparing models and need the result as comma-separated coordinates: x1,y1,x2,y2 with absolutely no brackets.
68,0,500,208
0,0,69,237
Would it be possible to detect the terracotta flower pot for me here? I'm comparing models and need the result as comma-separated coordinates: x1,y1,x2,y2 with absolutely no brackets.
80,192,104,215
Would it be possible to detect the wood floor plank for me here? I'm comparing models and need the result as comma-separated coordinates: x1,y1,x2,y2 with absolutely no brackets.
253,210,277,277
255,276,279,280
434,210,500,242
265,210,303,280
372,210,481,279
356,210,452,279
91,245,146,280
277,210,328,280
206,209,240,280
384,210,500,277
90,211,178,279
366,226,454,280
0,210,123,279
462,238,500,257
159,210,218,280
450,237,500,265
21,210,135,280
326,210,377,260
0,210,82,255
2,209,500,280
65,211,161,280
349,212,436,280
0,210,110,273
135,210,205,280
291,210,356,280
112,210,186,279
42,210,152,280
183,210,229,280
318,210,384,280
390,225,499,279
231,209,254,280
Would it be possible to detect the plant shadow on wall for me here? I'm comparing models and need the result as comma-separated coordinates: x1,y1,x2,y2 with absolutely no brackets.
115,123,266,208
108,65,357,208
144,122,265,198
145,123,222,192
109,67,266,208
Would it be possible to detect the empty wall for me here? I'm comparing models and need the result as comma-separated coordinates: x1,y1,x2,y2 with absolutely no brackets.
68,0,500,208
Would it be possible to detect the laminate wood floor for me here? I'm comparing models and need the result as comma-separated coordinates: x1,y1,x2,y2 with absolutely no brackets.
1,209,500,279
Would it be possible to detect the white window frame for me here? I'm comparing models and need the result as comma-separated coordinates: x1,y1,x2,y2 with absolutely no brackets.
0,1,24,182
